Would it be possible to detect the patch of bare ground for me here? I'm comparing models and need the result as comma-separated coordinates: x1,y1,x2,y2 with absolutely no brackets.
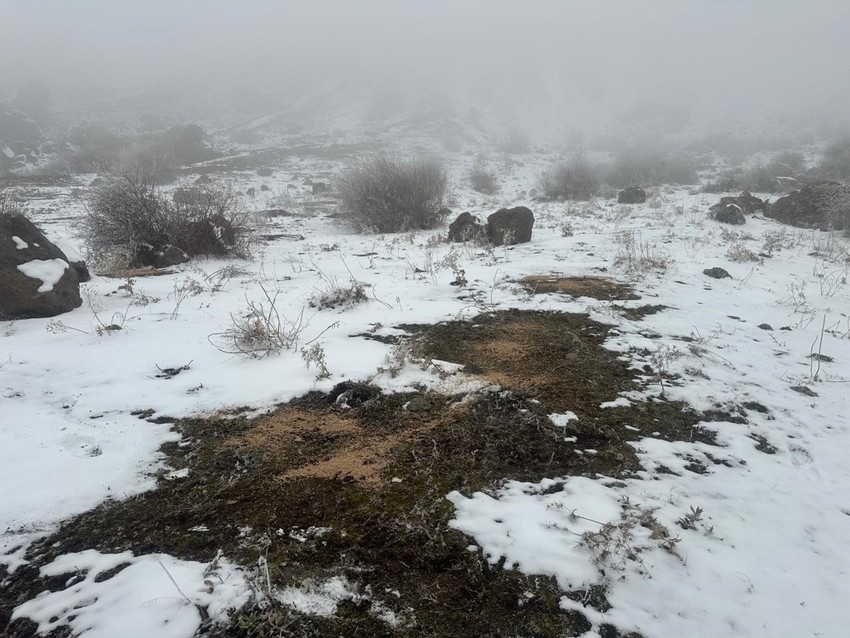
4,310,736,638
520,275,640,300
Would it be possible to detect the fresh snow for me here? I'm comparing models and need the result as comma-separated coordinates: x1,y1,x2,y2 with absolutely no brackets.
11,235,28,250
11,550,250,638
16,257,69,292
3,164,850,637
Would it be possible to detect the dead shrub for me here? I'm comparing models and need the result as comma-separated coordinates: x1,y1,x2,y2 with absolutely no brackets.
337,154,448,233
81,165,253,270
470,163,499,195
540,158,601,201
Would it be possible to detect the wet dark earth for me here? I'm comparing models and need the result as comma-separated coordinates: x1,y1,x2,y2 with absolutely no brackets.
2,309,741,638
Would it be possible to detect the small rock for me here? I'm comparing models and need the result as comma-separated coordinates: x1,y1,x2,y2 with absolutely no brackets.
703,267,731,279
790,385,818,397
757,323,773,331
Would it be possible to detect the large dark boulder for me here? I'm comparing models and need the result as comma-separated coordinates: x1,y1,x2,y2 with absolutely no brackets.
486,207,535,246
0,212,82,318
709,202,746,225
447,212,486,243
617,186,647,204
765,182,847,230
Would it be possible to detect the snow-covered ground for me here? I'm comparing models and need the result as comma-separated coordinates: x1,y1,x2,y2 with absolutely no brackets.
3,157,850,637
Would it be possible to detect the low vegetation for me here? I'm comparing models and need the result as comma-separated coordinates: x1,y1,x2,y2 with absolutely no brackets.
469,162,499,195
337,154,448,233
540,157,601,201
81,163,252,270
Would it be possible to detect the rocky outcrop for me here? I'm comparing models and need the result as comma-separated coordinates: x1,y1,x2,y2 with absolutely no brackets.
765,182,847,230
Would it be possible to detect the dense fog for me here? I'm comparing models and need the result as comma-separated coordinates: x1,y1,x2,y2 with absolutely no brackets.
3,0,850,140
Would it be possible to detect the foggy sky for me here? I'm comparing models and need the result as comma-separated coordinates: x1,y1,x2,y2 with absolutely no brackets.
2,0,849,130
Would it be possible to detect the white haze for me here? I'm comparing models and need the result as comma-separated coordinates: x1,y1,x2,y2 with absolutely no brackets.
1,0,849,137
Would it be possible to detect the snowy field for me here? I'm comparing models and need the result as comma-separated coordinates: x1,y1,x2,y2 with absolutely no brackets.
3,155,850,637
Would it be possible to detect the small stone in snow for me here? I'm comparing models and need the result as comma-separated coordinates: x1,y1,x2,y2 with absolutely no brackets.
790,385,818,397
757,323,773,331
703,267,731,279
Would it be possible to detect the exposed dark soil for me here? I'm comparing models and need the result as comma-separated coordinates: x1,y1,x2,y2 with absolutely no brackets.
3,309,727,638
519,275,640,300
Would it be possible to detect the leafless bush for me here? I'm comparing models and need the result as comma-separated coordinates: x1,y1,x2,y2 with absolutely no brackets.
0,189,22,217
725,242,761,263
819,138,850,180
470,163,499,195
337,154,448,233
613,230,670,277
301,343,331,379
761,229,800,255
823,184,850,234
210,286,307,359
81,166,175,265
548,496,682,577
308,277,368,311
540,157,601,201
81,164,253,270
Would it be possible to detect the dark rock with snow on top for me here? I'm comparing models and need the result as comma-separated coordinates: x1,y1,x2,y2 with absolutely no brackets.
0,211,82,319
